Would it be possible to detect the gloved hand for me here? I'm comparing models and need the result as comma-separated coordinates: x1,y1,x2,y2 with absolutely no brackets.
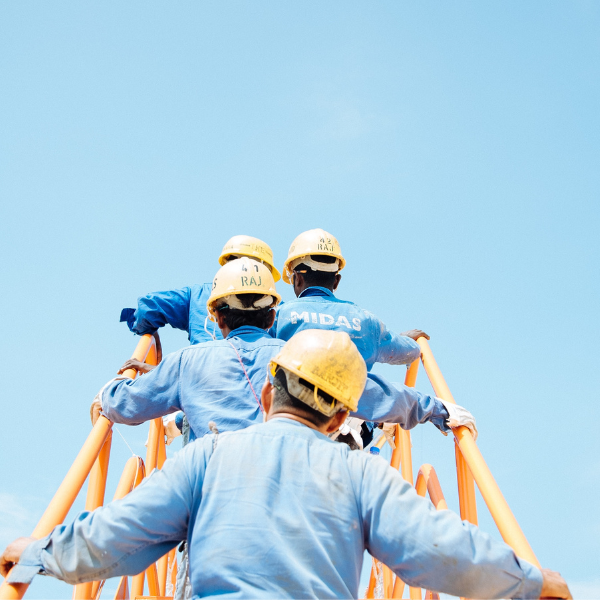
163,414,182,445
437,398,478,440
332,417,364,449
90,376,128,425
380,423,397,450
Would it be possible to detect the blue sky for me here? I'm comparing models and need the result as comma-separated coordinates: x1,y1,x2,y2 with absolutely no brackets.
1,1,599,598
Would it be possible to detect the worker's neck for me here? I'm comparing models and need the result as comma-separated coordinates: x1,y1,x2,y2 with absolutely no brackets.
295,283,335,296
267,411,328,434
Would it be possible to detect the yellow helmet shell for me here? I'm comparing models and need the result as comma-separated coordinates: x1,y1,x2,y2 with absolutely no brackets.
219,235,281,282
282,228,345,284
207,257,281,318
269,329,366,413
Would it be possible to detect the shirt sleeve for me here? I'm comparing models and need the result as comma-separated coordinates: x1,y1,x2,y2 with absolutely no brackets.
101,351,183,425
351,374,450,432
367,312,421,366
130,287,192,335
355,455,544,599
7,438,214,586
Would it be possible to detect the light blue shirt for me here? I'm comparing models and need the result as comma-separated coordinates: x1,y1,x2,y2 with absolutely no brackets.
271,287,420,370
100,327,450,439
9,419,542,600
126,283,222,345
102,326,284,438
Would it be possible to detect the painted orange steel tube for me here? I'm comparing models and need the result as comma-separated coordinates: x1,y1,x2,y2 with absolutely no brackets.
156,426,169,596
415,464,448,511
0,335,156,600
391,360,420,600
417,338,540,567
366,565,377,599
416,337,478,526
0,417,113,600
74,432,113,600
75,336,156,600
113,577,128,600
113,456,145,501
455,439,478,524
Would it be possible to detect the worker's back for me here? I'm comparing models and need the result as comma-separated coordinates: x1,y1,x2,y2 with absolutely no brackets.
189,418,367,598
272,287,419,370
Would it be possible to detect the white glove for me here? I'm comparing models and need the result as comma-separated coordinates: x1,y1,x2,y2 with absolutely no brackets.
331,417,364,449
90,376,129,424
437,398,478,441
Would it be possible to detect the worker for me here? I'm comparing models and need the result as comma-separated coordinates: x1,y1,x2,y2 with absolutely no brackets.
2,330,570,600
91,258,475,443
92,256,284,441
120,235,281,346
117,235,280,444
272,228,426,371
273,228,437,447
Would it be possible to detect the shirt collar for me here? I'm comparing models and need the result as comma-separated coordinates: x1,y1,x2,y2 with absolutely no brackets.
226,325,270,340
298,286,336,299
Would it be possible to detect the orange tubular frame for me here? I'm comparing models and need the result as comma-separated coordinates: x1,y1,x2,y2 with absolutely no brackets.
2,333,540,600
417,337,540,567
415,464,448,511
0,334,159,600
368,338,539,599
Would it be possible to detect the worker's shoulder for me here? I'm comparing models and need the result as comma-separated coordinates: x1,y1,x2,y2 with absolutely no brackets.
181,334,284,354
189,282,212,296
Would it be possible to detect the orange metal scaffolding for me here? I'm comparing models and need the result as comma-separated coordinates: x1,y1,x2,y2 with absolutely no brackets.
0,334,170,600
365,336,539,599
0,334,539,600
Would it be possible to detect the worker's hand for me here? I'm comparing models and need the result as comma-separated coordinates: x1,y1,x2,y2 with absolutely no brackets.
165,420,182,445
400,329,430,341
540,568,571,599
0,537,36,578
380,423,397,450
437,398,478,441
90,399,102,425
118,359,156,375
153,332,162,364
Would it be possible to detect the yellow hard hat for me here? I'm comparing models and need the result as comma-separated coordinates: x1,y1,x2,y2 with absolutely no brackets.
219,235,281,282
207,257,281,319
282,228,345,284
269,329,367,414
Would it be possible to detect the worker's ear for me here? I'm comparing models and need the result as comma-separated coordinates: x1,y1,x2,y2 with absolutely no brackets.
333,273,341,291
216,311,227,330
326,410,348,434
292,271,304,297
261,377,274,417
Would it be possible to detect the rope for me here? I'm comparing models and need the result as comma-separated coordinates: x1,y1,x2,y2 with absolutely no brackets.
225,338,263,412
114,426,136,456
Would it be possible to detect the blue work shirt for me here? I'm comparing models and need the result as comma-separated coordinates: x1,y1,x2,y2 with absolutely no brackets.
100,327,450,439
123,283,222,345
271,287,420,370
10,419,542,599
102,326,284,439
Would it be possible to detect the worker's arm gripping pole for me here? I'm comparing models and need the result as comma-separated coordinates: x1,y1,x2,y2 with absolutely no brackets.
417,338,540,567
0,335,157,600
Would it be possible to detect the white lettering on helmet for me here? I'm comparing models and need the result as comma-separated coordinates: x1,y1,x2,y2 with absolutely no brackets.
291,311,310,325
336,315,352,329
352,318,361,331
311,312,318,323
319,313,335,325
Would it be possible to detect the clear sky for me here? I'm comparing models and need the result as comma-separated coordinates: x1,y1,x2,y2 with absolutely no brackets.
1,1,599,598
